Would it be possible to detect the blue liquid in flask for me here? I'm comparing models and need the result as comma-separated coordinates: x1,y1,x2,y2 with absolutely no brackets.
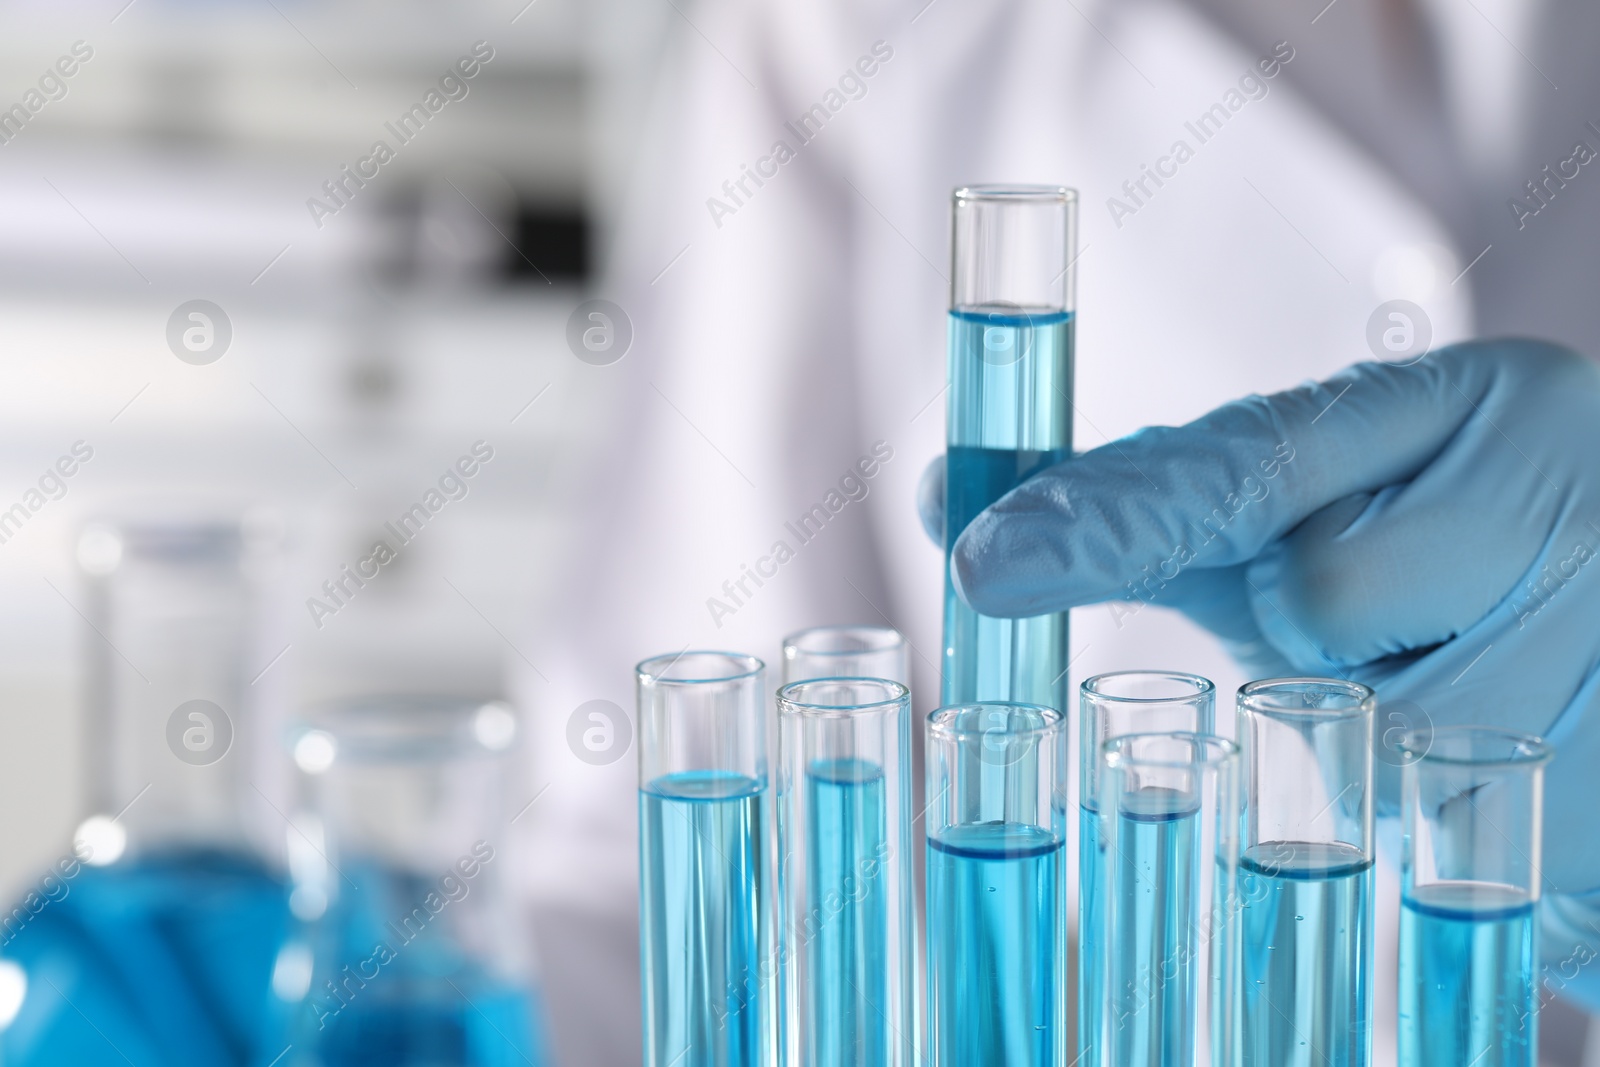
1240,842,1373,1067
640,770,767,1067
927,822,1063,1066
1107,791,1199,1067
309,859,548,1067
805,759,888,1067
0,848,293,1067
1398,882,1536,1067
942,308,1073,709
319,982,540,1067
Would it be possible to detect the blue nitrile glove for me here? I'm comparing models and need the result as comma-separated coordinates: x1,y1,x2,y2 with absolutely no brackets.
919,340,1600,1007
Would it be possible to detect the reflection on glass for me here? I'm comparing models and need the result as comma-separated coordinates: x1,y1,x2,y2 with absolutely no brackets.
290,697,548,1067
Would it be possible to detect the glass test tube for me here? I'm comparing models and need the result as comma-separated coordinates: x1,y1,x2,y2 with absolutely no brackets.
1078,671,1216,1067
1398,727,1550,1067
288,697,548,1067
941,186,1075,709
781,628,918,1067
777,679,914,1067
638,652,772,1067
925,702,1066,1066
782,625,909,686
1237,678,1376,1067
1095,732,1240,1067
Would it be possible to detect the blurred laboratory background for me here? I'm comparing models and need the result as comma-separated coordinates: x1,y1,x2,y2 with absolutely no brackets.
1,1,1599,1065
0,1,659,1064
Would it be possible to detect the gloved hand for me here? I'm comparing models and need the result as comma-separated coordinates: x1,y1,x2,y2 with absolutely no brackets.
921,340,1600,999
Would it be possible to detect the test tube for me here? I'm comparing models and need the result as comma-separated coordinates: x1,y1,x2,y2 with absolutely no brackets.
638,652,772,1067
777,679,914,1067
782,625,909,686
925,702,1066,1066
1095,732,1241,1067
1078,671,1216,1067
1398,727,1550,1067
1236,678,1376,1067
941,185,1075,709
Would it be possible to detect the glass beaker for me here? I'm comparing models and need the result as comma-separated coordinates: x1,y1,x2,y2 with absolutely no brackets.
0,515,294,1067
289,696,548,1067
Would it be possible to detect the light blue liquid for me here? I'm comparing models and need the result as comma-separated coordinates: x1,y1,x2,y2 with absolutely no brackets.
1078,806,1106,1066
0,848,292,1067
1108,792,1200,1067
1240,842,1373,1067
804,759,889,1067
926,822,1063,1066
640,771,768,1067
1398,882,1536,1067
942,307,1073,709
306,859,547,1066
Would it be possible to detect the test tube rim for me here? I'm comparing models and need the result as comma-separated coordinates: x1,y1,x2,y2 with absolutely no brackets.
1237,676,1375,722
1400,724,1552,769
1102,730,1239,772
781,623,905,658
1082,670,1215,704
777,676,909,718
927,701,1064,741
953,184,1077,204
635,650,765,686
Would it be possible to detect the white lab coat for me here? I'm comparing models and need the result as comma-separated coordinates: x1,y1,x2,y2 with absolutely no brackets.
520,0,1600,1061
